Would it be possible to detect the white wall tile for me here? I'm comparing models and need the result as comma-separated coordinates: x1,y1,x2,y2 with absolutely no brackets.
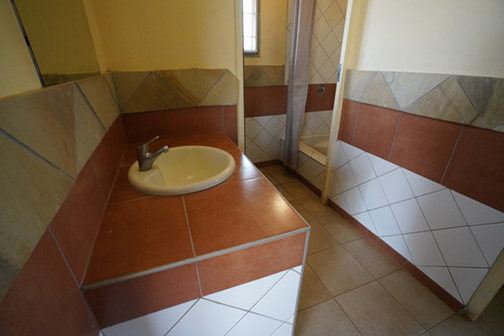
255,116,273,128
297,160,319,182
367,153,398,176
330,193,349,213
292,265,302,274
328,172,342,197
402,169,445,197
349,153,376,184
245,141,262,162
449,267,489,304
271,323,294,336
335,163,357,191
204,271,286,311
226,313,282,336
264,140,281,160
433,227,488,267
254,130,274,150
167,299,245,336
417,189,467,230
340,142,364,161
418,266,462,302
403,232,445,266
390,199,430,234
103,300,197,336
323,2,344,28
470,223,504,266
286,314,295,324
343,187,368,215
378,169,414,204
251,270,301,322
369,206,401,237
331,141,348,169
451,191,504,226
359,179,388,210
382,235,413,263
353,211,377,235
264,117,285,139
245,118,262,140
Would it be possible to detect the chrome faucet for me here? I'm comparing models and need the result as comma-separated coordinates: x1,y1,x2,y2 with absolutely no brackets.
136,136,169,171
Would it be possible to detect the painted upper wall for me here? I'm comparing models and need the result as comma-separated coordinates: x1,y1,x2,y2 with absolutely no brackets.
244,0,288,66
347,0,504,77
91,0,238,75
0,0,41,99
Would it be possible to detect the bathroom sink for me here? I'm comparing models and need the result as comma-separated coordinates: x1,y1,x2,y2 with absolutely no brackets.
128,146,235,195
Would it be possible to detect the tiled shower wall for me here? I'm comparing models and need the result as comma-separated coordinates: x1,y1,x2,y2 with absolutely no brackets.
325,96,504,307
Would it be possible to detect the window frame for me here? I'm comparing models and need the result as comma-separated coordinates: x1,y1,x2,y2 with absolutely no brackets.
243,0,260,57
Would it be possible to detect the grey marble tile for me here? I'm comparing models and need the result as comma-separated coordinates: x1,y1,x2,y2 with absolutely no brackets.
470,116,490,129
0,256,20,302
352,72,400,110
77,75,120,130
493,124,504,133
344,70,377,99
104,72,119,107
112,71,150,110
122,72,193,113
0,84,77,177
0,132,74,280
199,70,238,106
244,66,275,87
405,77,478,125
383,72,450,110
262,65,285,86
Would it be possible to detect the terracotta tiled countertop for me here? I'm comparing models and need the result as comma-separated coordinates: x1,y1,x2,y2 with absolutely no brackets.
82,134,310,287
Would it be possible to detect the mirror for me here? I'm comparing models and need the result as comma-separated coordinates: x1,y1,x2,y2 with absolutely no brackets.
13,0,101,86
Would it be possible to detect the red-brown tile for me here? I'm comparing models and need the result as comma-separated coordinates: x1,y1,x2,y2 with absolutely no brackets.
0,231,99,336
50,161,106,284
108,167,154,204
224,150,263,184
257,86,287,116
83,197,193,285
404,261,463,312
198,233,306,295
443,126,504,212
305,83,336,112
171,134,237,152
338,99,359,144
121,111,170,144
244,87,258,117
121,138,172,167
167,106,223,138
390,113,462,183
185,178,308,256
223,105,238,145
84,263,199,328
91,131,121,201
352,103,401,160
108,117,127,164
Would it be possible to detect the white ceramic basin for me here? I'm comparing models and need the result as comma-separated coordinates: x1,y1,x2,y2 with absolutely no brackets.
128,146,235,195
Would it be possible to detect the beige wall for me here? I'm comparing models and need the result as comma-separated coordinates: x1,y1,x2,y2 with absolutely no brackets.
0,0,41,99
244,0,288,66
347,0,504,77
91,0,239,75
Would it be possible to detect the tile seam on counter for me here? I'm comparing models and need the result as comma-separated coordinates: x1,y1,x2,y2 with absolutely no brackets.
81,227,310,291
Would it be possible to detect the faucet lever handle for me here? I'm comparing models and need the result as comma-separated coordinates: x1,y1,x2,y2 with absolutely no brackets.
137,136,160,153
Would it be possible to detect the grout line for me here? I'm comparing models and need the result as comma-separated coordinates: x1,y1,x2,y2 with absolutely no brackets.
387,111,402,161
194,262,203,298
74,83,108,132
248,270,290,312
163,298,200,336
181,197,197,258
401,76,453,112
332,297,365,336
118,71,150,112
48,227,80,287
440,125,464,184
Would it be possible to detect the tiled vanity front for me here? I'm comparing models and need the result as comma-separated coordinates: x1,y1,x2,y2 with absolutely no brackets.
82,134,310,334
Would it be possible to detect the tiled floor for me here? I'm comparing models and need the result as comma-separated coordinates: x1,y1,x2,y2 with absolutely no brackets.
259,165,504,336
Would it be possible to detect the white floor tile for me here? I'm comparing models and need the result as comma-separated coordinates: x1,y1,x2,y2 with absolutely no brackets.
204,271,287,311
450,267,489,304
417,189,467,230
390,199,430,234
382,235,413,263
378,169,414,204
367,153,398,176
340,142,364,161
353,211,377,235
103,300,196,336
226,313,282,336
451,191,504,226
471,223,504,266
402,169,446,197
369,206,401,237
343,187,368,215
251,270,301,322
167,299,246,336
403,232,445,266
271,323,293,336
418,266,462,302
335,164,357,191
433,227,488,267
359,179,388,210
349,154,376,185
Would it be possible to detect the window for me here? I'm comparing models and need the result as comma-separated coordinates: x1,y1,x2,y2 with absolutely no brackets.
243,0,259,55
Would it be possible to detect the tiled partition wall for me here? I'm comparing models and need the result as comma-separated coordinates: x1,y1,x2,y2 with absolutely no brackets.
325,97,504,308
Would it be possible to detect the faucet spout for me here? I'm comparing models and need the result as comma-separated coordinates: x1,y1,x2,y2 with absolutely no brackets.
136,136,170,171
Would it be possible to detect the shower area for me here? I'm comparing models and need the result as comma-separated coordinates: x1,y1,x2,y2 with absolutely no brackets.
244,0,348,190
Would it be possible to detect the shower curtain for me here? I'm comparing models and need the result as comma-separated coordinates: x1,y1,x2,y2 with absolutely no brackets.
283,0,317,169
